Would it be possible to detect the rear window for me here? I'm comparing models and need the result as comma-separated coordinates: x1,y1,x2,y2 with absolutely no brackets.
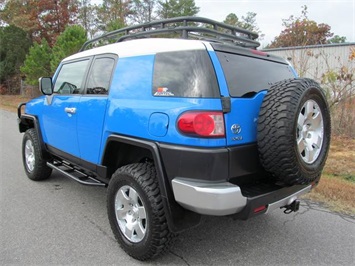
216,52,295,97
153,50,219,98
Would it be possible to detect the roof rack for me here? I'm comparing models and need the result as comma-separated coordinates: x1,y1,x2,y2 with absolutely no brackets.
80,16,260,51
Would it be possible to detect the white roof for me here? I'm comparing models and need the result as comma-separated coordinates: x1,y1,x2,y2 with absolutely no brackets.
63,38,208,62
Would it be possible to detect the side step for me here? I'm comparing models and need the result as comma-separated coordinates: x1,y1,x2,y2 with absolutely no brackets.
47,161,106,187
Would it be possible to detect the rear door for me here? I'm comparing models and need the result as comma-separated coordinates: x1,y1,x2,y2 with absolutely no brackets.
213,48,296,146
76,55,117,164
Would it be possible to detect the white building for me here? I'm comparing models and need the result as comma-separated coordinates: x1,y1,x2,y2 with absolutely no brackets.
263,42,355,81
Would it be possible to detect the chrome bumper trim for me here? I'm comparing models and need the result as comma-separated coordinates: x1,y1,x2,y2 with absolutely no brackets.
172,177,247,216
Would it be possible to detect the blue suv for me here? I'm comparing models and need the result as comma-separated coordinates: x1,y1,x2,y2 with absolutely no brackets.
18,17,331,260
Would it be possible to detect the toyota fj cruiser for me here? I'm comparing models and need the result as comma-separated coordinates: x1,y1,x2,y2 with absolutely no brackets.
18,17,331,260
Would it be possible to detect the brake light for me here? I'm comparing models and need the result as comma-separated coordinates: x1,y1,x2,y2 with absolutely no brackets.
177,111,225,137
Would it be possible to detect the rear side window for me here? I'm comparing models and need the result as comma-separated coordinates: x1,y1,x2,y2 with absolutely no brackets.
216,52,295,97
86,57,115,95
153,50,219,98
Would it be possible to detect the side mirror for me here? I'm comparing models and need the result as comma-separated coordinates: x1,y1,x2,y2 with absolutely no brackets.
39,77,53,95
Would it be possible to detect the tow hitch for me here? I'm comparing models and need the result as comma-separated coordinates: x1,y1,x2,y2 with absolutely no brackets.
282,200,300,214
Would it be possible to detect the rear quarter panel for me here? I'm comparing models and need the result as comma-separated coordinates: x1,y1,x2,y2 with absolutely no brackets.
100,55,226,161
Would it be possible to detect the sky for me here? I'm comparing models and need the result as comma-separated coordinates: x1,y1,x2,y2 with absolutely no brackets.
91,0,355,47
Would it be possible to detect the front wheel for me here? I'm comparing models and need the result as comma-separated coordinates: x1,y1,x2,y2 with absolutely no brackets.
107,163,174,260
22,128,52,181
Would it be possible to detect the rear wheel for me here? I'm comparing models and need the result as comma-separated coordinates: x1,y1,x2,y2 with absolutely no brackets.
22,128,52,181
107,163,174,260
257,78,331,185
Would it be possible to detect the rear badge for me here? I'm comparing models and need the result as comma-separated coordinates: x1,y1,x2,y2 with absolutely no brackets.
154,87,174,96
231,124,241,134
231,124,243,141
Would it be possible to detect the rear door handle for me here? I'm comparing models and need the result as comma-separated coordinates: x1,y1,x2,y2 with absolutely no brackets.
64,107,76,114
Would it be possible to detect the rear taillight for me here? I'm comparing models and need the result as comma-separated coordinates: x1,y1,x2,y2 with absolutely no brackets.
177,111,225,137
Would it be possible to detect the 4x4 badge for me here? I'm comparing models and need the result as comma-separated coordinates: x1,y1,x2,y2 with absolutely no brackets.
231,124,241,134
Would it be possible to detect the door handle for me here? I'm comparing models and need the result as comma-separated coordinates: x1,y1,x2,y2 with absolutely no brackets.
64,107,76,114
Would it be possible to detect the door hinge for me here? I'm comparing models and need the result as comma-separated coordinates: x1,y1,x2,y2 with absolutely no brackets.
221,96,231,113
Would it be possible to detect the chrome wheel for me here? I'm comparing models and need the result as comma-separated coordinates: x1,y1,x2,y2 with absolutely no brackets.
296,99,324,164
24,139,35,172
115,185,147,243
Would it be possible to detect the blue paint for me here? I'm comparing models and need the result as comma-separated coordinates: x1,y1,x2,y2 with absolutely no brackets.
23,45,293,166
149,113,169,137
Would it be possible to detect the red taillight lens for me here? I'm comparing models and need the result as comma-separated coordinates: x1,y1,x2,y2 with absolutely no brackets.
253,205,267,213
177,111,225,137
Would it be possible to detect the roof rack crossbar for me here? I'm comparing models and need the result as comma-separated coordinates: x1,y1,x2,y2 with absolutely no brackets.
80,16,260,51
115,26,260,46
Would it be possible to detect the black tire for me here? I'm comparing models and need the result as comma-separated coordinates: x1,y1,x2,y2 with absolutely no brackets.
22,128,52,181
257,78,331,185
107,163,175,261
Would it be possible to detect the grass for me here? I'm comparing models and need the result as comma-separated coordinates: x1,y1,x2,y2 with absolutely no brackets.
1,95,354,215
305,174,355,215
304,135,355,215
0,94,30,112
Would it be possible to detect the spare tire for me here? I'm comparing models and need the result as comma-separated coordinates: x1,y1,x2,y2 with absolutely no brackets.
257,78,331,185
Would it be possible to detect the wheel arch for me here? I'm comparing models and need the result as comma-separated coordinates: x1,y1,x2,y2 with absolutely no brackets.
19,114,51,160
101,135,202,233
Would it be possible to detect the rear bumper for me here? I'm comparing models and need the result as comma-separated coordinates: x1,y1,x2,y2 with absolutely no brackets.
172,178,247,215
172,177,312,217
159,142,264,182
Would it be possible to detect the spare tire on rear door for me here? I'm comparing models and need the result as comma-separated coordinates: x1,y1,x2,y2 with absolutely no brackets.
257,78,331,186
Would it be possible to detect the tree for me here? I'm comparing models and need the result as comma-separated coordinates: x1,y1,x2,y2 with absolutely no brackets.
51,25,87,72
128,0,157,24
78,0,100,38
328,35,347,44
0,25,32,93
39,0,79,46
156,0,199,19
0,0,39,40
97,0,131,32
20,39,52,86
0,0,79,46
21,25,87,85
269,6,334,48
321,50,354,137
223,12,263,39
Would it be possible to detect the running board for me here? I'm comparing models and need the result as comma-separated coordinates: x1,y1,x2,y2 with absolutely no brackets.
47,161,106,187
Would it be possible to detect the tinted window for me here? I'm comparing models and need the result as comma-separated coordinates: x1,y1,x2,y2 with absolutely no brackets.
216,52,295,97
153,50,219,98
86,57,115,95
54,59,90,94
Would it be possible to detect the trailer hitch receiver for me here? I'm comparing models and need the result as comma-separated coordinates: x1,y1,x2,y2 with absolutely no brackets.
282,200,300,214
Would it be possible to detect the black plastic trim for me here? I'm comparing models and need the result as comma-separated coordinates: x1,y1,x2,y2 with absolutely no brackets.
17,102,26,119
103,135,202,233
46,145,108,184
228,144,264,179
18,113,50,160
159,143,263,183
232,184,310,220
211,43,288,64
221,96,231,113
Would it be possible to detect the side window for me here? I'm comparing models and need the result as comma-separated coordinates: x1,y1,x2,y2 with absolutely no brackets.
54,59,90,94
86,57,115,95
152,50,219,98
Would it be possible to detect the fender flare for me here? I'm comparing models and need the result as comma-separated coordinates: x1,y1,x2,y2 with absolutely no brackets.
18,112,50,159
102,135,202,233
